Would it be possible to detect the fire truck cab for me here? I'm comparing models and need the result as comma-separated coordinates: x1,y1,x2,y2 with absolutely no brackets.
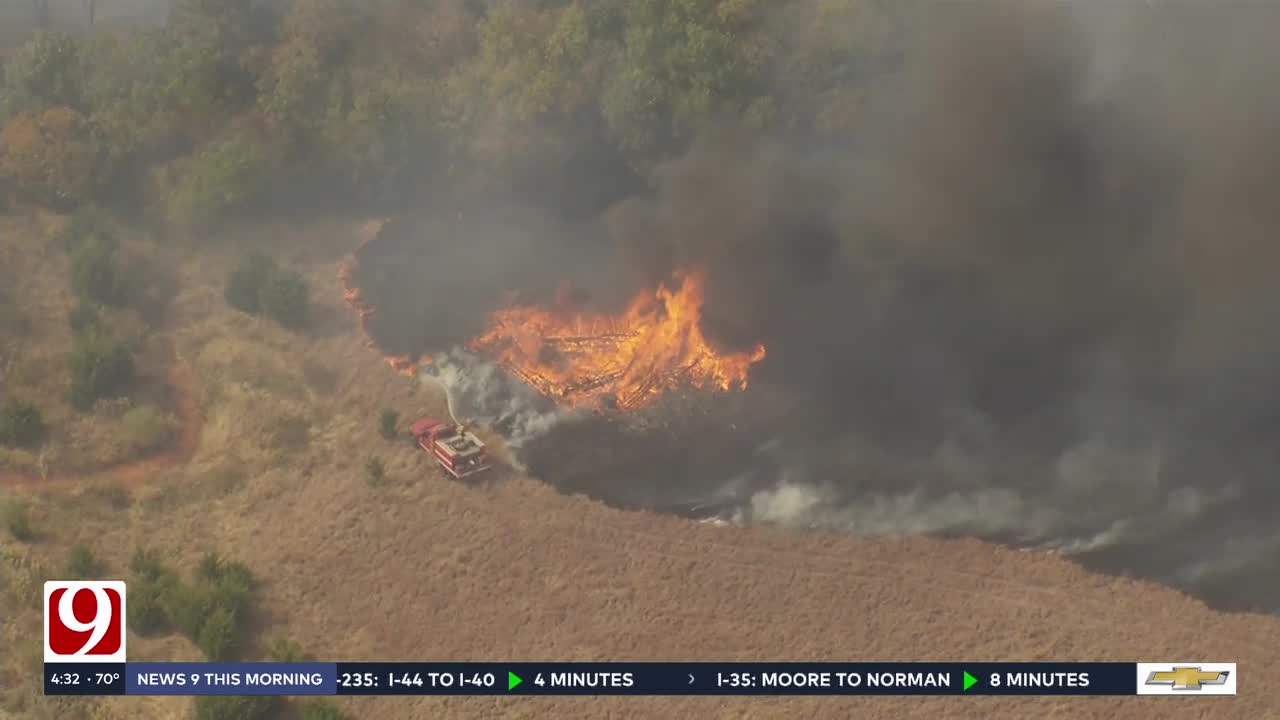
412,416,491,479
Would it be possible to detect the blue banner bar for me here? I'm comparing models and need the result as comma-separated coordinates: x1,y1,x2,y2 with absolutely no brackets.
47,662,1139,696
125,663,336,695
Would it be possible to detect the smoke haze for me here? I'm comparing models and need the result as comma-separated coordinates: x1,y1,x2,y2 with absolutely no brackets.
356,2,1280,613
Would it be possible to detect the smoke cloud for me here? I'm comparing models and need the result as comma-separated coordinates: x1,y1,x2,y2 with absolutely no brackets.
359,2,1280,613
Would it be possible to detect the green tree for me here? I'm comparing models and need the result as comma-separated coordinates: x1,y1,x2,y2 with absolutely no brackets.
197,605,239,661
224,252,274,314
68,330,135,409
1,32,82,118
166,138,266,230
69,233,127,305
0,399,47,448
601,0,769,163
258,267,308,329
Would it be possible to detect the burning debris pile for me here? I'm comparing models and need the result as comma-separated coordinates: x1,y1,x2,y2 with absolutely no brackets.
468,273,766,411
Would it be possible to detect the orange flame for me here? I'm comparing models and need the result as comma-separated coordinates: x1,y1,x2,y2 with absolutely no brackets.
468,272,766,410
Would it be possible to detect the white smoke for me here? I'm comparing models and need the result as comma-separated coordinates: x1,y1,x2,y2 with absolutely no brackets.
419,348,581,461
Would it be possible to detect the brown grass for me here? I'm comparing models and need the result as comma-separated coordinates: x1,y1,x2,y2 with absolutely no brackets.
2,214,1278,720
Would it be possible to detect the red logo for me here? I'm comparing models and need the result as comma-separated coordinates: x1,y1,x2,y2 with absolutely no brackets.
44,581,127,662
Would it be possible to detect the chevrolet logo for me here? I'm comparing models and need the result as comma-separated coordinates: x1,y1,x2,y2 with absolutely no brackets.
1145,667,1231,690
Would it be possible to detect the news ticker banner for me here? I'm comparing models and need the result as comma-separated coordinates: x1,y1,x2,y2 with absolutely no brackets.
45,662,1237,696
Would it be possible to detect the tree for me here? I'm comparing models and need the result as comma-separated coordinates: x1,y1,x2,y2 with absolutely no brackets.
257,267,308,329
70,233,127,305
0,108,95,208
68,330,135,409
601,0,770,164
224,252,274,314
166,138,266,230
1,31,81,116
197,605,239,661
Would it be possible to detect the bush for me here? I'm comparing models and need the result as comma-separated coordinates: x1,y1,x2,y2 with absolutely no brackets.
300,699,351,720
365,456,387,486
128,546,169,580
197,605,239,661
166,139,265,230
224,252,273,314
60,206,114,252
225,252,309,328
64,543,104,579
259,268,308,328
121,405,176,454
194,695,280,720
128,573,176,635
266,637,308,662
0,399,47,448
68,299,100,333
379,409,399,439
2,501,34,541
68,329,135,409
69,229,127,305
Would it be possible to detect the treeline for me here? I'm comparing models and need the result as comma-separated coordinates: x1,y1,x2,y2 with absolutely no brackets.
0,0,906,225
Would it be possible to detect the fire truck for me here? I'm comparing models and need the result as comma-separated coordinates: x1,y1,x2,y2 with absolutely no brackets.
412,416,491,479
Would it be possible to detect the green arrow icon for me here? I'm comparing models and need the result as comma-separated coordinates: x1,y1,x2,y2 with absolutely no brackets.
508,672,523,691
963,672,977,692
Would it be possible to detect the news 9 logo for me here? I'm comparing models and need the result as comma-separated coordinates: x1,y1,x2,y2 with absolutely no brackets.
44,581,127,663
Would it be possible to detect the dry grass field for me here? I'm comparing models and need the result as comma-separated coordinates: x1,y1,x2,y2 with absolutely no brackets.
2,212,1278,720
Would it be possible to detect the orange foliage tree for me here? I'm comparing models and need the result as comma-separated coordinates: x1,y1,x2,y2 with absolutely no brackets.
0,107,94,208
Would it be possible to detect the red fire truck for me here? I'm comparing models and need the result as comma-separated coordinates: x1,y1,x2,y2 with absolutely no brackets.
411,416,491,479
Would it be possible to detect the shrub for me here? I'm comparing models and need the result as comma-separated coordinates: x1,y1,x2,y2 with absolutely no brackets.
379,409,399,439
0,399,47,448
266,637,308,663
163,580,214,639
68,299,100,333
258,268,308,328
224,252,273,314
300,699,351,720
128,573,176,635
193,695,280,720
121,405,176,454
166,139,265,230
128,547,168,580
2,501,34,541
365,456,387,486
127,548,177,635
197,605,239,661
68,329,135,409
225,252,309,328
60,205,114,252
69,229,127,305
64,543,104,579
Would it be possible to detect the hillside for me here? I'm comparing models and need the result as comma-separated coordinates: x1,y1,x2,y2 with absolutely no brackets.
2,213,1278,720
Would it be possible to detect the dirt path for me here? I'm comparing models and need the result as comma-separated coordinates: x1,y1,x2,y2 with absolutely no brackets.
0,341,203,493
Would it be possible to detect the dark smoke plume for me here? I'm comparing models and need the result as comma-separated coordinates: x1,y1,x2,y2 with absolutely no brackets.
363,3,1280,613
